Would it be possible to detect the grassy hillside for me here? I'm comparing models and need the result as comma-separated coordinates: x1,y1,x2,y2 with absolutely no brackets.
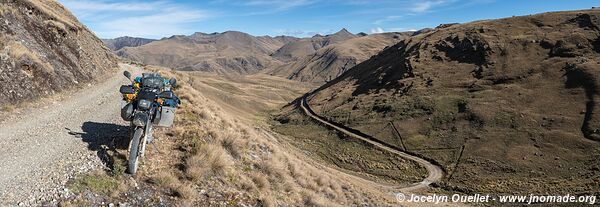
276,9,600,195
60,66,419,206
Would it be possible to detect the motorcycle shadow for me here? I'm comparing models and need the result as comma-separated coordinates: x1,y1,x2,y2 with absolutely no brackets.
66,121,131,173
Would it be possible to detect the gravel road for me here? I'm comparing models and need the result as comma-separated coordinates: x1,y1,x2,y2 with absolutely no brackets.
0,64,141,206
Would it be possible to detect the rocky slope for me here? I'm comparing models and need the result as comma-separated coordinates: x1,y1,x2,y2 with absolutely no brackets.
0,0,117,105
116,31,298,74
267,32,412,83
279,9,600,195
102,36,155,51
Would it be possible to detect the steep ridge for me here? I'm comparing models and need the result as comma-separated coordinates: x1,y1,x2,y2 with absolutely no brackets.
267,32,412,83
102,36,156,51
116,31,298,74
279,9,600,195
0,0,117,105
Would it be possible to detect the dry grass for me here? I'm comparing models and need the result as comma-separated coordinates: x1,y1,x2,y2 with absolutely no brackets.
6,41,54,74
1,105,16,112
250,172,270,190
185,142,233,180
151,67,400,205
150,171,180,190
21,0,80,30
173,184,195,199
220,133,241,159
63,66,403,206
303,193,340,207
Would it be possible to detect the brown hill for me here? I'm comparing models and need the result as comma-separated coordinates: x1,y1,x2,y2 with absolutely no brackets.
102,36,155,51
271,28,357,62
278,9,600,195
0,0,117,105
267,32,413,83
116,31,298,74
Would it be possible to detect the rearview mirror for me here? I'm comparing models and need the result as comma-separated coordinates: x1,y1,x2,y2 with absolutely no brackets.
119,85,135,94
170,78,177,87
123,71,132,80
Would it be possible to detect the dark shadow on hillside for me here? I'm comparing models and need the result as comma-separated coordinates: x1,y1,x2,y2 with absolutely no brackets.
66,122,131,171
564,63,600,141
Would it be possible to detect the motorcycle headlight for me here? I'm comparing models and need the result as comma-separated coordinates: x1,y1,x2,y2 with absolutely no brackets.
138,99,152,110
133,113,148,127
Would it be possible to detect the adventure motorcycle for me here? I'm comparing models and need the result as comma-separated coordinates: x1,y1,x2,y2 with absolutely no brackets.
119,71,178,174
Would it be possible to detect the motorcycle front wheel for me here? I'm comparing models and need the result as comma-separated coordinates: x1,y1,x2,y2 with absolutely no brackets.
128,127,144,174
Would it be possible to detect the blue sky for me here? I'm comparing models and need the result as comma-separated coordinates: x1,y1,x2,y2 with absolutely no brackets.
58,0,600,39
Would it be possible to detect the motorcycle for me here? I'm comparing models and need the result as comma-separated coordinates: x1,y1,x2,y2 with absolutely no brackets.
119,71,178,174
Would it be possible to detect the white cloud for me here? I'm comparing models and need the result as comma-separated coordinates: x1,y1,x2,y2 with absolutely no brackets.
97,9,210,38
58,0,212,38
370,27,384,34
374,15,403,25
369,27,418,34
411,0,452,13
389,28,418,32
274,28,337,37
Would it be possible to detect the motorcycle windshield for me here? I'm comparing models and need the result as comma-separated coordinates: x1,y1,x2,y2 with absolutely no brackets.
137,89,157,101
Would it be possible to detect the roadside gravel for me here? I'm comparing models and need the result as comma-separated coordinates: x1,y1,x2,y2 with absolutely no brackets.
0,64,140,206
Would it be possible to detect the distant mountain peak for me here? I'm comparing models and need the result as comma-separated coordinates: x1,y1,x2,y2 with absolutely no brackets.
103,36,156,50
333,28,354,36
191,32,207,37
337,28,350,33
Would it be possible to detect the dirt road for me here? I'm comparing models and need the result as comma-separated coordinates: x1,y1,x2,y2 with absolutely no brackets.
0,64,140,205
299,96,444,192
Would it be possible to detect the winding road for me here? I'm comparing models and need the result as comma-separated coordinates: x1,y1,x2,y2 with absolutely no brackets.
299,95,444,192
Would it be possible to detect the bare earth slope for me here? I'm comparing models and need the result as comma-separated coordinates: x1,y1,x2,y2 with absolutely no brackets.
0,0,117,105
116,31,298,74
279,9,600,195
267,32,411,83
102,36,156,51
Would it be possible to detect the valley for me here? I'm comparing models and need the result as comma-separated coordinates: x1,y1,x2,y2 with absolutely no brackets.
1,0,599,206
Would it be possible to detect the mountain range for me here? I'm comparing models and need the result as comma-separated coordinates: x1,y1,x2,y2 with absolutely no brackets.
102,36,155,51
106,28,415,82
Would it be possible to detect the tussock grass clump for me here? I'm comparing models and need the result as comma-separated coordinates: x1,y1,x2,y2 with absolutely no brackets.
303,193,339,207
250,172,270,190
185,143,233,180
258,195,276,207
173,184,195,199
150,171,180,190
220,133,241,159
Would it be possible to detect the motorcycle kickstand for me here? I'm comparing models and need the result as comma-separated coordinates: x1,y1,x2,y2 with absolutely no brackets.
151,141,162,154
